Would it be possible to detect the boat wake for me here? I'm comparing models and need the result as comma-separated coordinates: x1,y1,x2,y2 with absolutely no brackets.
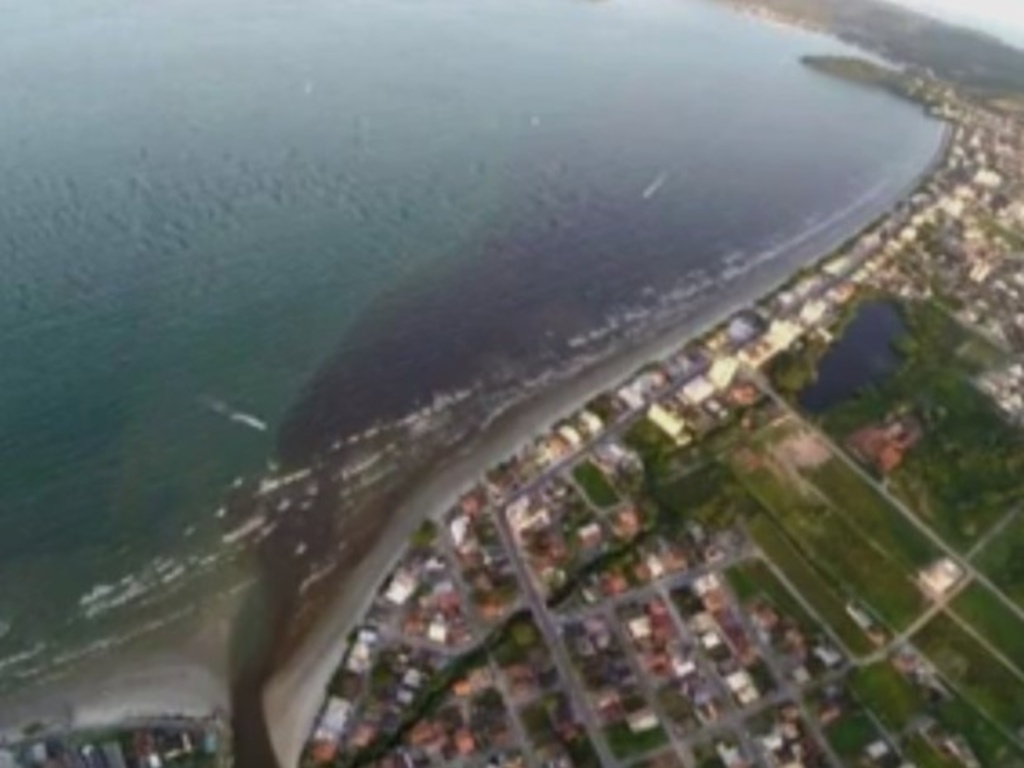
199,396,269,433
642,171,669,200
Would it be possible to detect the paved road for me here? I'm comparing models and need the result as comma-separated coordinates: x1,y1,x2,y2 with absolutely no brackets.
599,602,697,768
965,506,1021,561
718,577,843,768
492,504,621,768
553,550,754,626
490,352,717,513
655,583,770,768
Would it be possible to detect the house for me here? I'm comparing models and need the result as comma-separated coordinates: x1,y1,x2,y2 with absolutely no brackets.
100,744,128,768
798,299,828,327
918,558,964,600
347,628,379,673
727,313,765,347
627,616,652,641
681,376,716,405
385,569,418,606
708,357,739,390
317,697,353,740
627,709,660,733
646,404,689,445
558,424,584,449
617,381,647,411
579,410,604,436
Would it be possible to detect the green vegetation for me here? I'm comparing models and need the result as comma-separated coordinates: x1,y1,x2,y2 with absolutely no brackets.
345,610,536,768
727,560,817,632
725,563,761,603
21,722,46,737
410,519,439,549
981,215,1024,252
721,0,1024,97
745,514,872,655
732,447,924,631
624,418,680,473
603,722,669,760
521,694,600,768
819,300,1024,552
914,612,1024,735
492,613,544,666
551,458,756,608
850,662,926,733
657,685,696,730
804,457,940,569
802,55,924,105
572,460,621,509
650,459,760,532
823,710,882,759
767,338,829,397
931,691,1024,767
975,513,1024,609
949,583,1024,675
903,733,958,768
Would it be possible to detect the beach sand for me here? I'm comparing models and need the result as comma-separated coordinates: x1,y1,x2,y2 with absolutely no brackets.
0,580,238,745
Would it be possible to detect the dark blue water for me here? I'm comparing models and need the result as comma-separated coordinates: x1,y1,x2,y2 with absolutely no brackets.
0,0,943,693
799,300,908,413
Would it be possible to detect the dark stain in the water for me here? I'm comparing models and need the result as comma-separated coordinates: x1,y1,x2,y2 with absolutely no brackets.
276,196,731,466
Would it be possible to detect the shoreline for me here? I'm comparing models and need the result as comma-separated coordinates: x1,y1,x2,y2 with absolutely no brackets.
261,111,952,768
0,54,953,766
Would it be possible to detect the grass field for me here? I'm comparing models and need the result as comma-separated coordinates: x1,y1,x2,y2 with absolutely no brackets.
975,512,1024,609
914,612,1024,735
816,301,1024,553
603,722,668,759
849,662,926,733
902,733,958,768
733,454,924,632
745,514,873,656
949,583,1024,675
650,459,760,531
725,562,761,603
804,456,940,569
931,691,1024,767
572,460,621,509
824,710,883,759
726,560,818,633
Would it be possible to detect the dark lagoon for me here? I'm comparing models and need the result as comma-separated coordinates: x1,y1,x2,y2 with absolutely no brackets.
799,300,908,413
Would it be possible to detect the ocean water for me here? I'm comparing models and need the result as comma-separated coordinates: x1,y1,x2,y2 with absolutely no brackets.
0,0,944,696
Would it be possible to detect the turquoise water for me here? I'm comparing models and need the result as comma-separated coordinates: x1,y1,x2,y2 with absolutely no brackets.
0,0,944,691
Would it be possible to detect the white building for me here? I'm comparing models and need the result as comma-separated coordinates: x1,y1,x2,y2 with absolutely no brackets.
681,375,716,405
708,357,739,390
647,404,689,445
918,558,964,599
385,569,417,606
578,409,604,436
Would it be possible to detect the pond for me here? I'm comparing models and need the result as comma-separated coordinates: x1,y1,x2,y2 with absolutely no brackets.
799,300,907,413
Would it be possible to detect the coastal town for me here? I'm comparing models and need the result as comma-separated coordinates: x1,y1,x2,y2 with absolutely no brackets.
4,6,1024,768
295,47,1024,768
0,719,229,768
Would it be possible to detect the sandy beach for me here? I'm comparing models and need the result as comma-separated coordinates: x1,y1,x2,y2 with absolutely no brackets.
0,651,229,746
0,581,239,746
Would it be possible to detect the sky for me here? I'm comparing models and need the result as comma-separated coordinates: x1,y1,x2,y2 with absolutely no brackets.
891,0,1024,46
